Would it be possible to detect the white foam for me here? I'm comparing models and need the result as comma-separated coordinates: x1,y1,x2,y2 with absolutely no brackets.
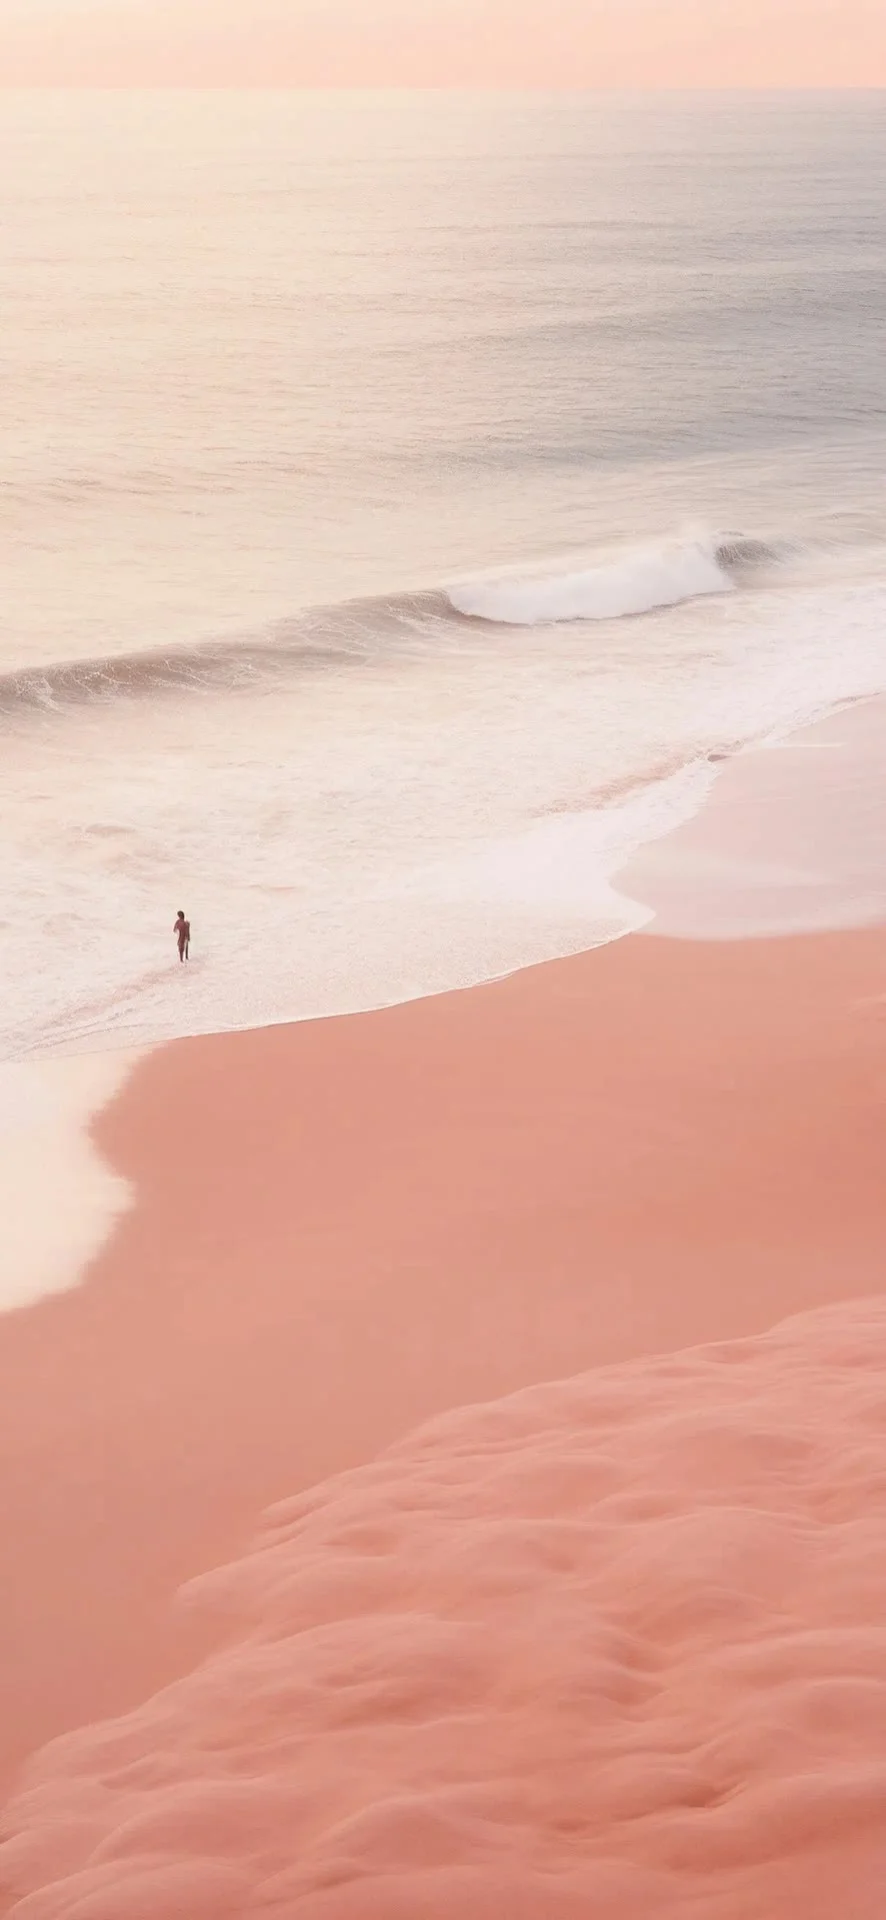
5,565,886,1063
448,536,732,625
616,705,886,941
0,1051,139,1313
419,758,717,931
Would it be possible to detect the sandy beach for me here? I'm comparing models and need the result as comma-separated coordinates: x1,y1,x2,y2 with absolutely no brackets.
1,711,885,1915
4,77,886,1919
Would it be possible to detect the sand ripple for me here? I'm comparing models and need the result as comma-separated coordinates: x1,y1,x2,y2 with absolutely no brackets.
3,1298,886,1917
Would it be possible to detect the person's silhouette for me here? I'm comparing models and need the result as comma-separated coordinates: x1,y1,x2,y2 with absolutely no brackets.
174,910,190,962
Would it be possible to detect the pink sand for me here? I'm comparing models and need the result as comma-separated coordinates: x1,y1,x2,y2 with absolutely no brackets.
1,912,885,1913
3,1297,886,1917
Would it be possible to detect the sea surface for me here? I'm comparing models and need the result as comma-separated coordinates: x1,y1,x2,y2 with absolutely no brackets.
2,89,886,1060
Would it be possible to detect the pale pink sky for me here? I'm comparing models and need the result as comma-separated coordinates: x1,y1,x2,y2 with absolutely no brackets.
2,0,884,88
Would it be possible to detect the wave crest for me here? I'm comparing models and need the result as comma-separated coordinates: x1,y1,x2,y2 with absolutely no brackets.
0,591,450,718
0,530,786,717
447,532,781,627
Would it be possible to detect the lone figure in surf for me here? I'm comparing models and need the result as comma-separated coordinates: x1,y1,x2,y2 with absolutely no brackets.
174,911,190,962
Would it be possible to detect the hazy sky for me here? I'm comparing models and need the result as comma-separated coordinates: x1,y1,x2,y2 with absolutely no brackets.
2,0,884,88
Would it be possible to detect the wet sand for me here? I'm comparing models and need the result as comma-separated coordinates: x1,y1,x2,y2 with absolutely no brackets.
1,703,885,1914
1,916,884,1814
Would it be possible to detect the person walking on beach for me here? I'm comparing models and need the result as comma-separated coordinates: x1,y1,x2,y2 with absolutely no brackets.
174,910,190,962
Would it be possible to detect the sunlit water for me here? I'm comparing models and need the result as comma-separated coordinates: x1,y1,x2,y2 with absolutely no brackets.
2,90,885,1059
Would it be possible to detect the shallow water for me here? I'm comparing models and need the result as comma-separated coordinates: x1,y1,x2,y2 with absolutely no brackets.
3,91,886,1058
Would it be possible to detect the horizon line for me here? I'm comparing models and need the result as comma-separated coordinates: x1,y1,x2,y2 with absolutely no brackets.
2,81,885,92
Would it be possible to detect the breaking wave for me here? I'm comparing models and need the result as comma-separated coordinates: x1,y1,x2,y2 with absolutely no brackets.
447,533,783,626
0,531,787,719
0,591,451,718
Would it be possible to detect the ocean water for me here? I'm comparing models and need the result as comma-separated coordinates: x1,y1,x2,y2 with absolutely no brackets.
2,89,886,1061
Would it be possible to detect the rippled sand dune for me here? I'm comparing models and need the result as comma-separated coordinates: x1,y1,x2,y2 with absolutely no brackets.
4,1297,885,1918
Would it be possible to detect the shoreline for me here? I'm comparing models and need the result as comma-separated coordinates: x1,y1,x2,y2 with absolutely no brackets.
1,690,885,1905
12,691,886,1076
1,917,884,1807
619,697,886,942
0,1050,139,1316
6,691,886,1327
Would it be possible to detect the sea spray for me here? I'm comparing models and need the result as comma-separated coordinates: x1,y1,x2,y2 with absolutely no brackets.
448,535,734,626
